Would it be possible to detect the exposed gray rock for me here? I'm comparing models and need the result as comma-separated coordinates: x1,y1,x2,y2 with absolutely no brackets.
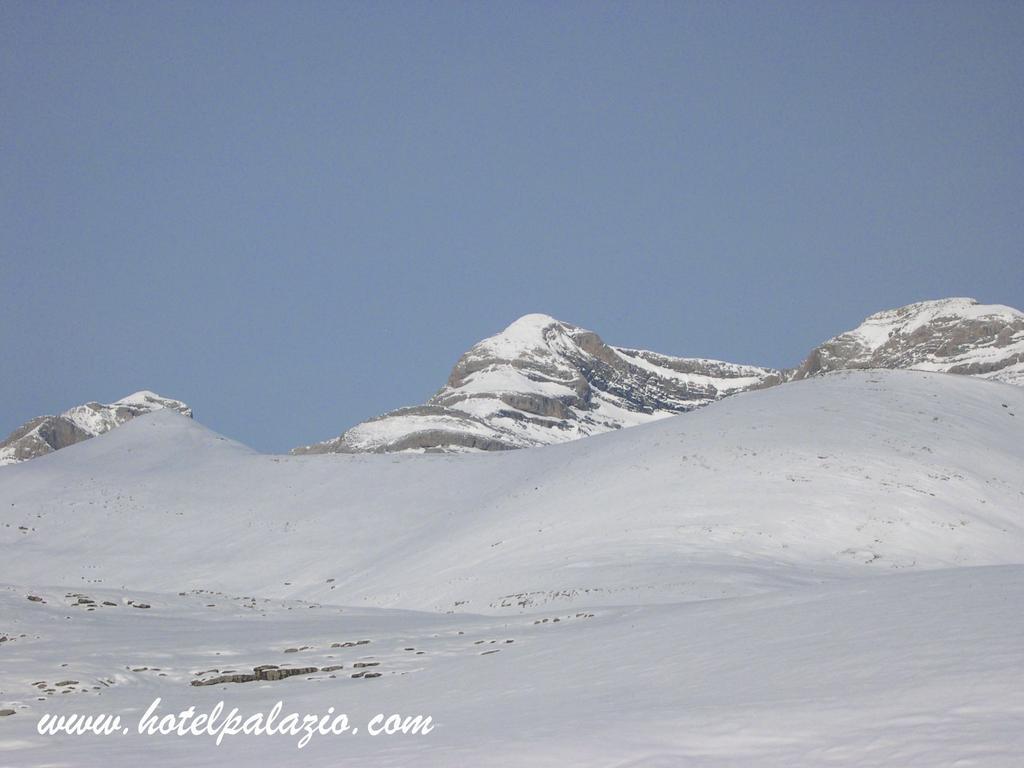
259,667,317,682
190,666,319,686
190,673,259,686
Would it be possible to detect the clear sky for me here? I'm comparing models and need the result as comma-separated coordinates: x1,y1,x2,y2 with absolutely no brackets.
2,1,1022,452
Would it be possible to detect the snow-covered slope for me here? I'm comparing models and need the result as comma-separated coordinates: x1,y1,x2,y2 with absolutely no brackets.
2,567,1022,767
295,313,784,454
0,391,191,466
2,369,1023,766
795,297,1024,385
3,370,1022,612
298,298,1024,455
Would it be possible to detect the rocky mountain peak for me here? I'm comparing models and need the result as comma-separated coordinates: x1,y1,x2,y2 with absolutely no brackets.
794,297,1024,384
0,392,191,466
294,314,784,455
295,298,1024,455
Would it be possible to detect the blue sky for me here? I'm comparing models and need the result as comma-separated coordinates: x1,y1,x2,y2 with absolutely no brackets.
2,1,1022,451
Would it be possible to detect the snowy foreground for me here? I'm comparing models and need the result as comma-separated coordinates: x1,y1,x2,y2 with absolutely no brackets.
1,370,1023,766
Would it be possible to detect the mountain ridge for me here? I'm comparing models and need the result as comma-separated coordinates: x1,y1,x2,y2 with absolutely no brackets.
3,297,1022,463
296,296,1024,455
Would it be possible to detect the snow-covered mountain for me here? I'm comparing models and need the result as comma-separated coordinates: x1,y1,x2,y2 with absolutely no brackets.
0,391,191,466
4,370,1022,610
3,298,1020,463
297,297,1024,455
294,313,784,454
2,370,1023,766
794,297,1024,385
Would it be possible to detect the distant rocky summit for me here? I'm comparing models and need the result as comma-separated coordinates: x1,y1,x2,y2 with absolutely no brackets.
0,391,191,466
293,314,784,454
793,297,1024,385
296,298,1023,455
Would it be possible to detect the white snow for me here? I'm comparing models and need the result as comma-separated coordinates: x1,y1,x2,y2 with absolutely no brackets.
2,369,1023,765
470,313,564,359
339,412,499,451
112,391,171,409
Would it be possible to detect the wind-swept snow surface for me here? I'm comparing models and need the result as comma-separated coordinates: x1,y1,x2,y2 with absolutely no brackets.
1,370,1023,766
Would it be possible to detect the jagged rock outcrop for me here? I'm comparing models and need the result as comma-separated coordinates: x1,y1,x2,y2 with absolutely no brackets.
793,298,1024,385
0,391,192,466
293,314,784,454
